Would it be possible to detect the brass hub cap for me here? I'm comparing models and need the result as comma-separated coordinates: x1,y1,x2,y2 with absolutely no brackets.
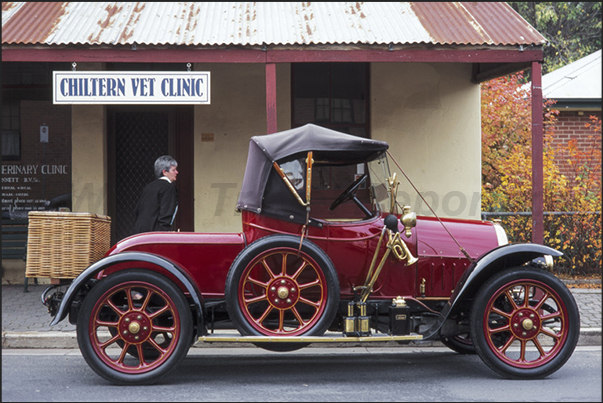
522,318,534,331
119,312,152,343
267,277,299,309
510,309,541,339
128,321,141,334
277,287,289,299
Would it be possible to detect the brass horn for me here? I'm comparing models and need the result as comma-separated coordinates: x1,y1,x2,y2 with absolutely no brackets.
390,232,418,266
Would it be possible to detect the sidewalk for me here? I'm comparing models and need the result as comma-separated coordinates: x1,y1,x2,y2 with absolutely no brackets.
2,284,601,349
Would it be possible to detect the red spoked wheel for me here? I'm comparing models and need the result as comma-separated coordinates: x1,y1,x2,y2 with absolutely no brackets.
226,235,339,342
77,270,192,385
471,267,580,379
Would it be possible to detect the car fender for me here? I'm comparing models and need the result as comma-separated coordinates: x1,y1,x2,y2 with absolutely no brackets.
425,243,562,339
50,251,206,337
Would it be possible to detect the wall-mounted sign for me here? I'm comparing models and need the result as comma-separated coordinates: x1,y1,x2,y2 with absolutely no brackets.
53,71,210,105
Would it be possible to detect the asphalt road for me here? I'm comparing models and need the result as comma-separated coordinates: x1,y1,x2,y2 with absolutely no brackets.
2,346,601,402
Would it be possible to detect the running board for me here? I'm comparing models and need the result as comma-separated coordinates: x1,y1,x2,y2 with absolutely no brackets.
199,333,423,343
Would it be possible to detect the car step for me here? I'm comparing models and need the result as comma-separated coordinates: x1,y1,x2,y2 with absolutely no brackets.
199,333,423,343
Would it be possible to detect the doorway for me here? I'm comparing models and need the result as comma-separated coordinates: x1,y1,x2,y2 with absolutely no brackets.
108,105,194,243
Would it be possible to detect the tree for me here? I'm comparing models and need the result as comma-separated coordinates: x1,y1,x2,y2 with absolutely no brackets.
481,73,602,275
508,2,602,73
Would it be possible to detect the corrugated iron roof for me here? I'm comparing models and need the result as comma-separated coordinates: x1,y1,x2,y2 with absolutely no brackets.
543,50,602,100
2,2,547,47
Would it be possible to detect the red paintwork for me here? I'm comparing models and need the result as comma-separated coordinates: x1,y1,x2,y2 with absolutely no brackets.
106,232,246,298
106,209,499,301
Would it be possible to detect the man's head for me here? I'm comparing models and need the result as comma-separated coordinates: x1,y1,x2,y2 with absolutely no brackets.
154,155,178,182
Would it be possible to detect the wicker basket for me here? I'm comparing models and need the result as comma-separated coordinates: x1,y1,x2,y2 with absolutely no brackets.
25,212,111,279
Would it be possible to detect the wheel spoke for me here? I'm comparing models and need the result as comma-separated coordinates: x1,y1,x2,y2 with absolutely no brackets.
298,278,321,291
532,291,550,311
256,305,274,325
117,342,130,364
147,337,168,354
488,323,510,334
244,294,267,305
491,306,512,319
291,307,306,326
246,276,268,289
99,334,121,350
519,339,527,361
505,290,520,311
148,304,170,320
261,259,276,280
95,319,119,328
281,253,288,276
278,310,285,332
541,311,561,322
152,325,176,333
140,289,153,312
539,326,562,340
126,286,134,311
106,299,125,316
522,284,532,308
299,297,320,309
292,262,309,280
498,334,516,354
136,344,146,364
532,337,547,358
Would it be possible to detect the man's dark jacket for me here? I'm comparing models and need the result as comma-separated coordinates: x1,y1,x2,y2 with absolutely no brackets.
133,178,178,234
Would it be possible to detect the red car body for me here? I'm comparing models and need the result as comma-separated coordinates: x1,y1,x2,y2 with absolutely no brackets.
107,210,500,301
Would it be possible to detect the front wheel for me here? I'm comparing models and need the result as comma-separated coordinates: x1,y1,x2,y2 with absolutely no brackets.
470,267,580,379
77,270,193,385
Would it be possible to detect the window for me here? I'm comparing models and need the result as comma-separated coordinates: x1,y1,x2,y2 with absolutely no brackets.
292,63,369,137
2,101,20,160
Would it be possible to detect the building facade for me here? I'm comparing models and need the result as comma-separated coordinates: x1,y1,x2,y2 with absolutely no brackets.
2,2,548,282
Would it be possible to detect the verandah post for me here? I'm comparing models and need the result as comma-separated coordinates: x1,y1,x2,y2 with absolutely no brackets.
531,61,544,244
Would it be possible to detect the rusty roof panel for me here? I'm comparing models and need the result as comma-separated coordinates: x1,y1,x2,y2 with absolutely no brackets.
2,2,547,47
410,2,546,46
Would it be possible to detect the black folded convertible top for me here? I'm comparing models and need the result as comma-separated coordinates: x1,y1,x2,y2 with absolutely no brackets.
236,124,389,221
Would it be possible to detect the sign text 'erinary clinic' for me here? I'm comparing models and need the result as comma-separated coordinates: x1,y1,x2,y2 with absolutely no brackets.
53,71,210,105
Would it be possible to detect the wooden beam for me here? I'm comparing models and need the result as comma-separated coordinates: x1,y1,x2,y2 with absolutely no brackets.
265,49,544,64
0,47,267,63
2,47,544,65
265,63,277,134
531,61,544,245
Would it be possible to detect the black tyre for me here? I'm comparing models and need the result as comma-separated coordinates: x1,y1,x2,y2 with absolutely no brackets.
77,270,193,385
470,267,580,379
441,333,476,355
225,235,340,349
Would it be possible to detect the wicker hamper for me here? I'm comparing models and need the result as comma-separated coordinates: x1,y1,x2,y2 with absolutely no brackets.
25,212,111,279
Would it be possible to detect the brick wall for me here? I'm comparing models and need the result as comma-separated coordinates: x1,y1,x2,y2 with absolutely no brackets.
548,110,602,183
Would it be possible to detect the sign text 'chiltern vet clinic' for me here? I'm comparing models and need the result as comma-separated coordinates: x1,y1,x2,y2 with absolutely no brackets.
53,71,210,105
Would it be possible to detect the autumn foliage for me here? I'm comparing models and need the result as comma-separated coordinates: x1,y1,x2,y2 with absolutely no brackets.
481,72,602,276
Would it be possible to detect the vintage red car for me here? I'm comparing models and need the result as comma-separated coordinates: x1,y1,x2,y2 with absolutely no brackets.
45,124,580,384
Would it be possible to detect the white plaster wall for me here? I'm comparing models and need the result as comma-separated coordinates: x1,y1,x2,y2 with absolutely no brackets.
371,63,482,219
71,63,107,216
193,63,291,233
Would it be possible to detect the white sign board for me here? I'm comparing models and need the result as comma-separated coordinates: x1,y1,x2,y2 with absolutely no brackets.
53,71,210,104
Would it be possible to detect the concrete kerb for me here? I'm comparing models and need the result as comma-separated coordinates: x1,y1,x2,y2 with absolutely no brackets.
2,328,601,350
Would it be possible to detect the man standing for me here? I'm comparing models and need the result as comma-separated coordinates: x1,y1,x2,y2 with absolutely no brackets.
133,155,179,234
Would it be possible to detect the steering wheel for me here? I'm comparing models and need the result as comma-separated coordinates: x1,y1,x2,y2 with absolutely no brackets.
328,174,371,217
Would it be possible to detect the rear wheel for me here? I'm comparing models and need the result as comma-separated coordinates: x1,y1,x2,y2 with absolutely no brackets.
441,333,476,354
470,267,579,379
225,235,339,350
77,270,193,385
